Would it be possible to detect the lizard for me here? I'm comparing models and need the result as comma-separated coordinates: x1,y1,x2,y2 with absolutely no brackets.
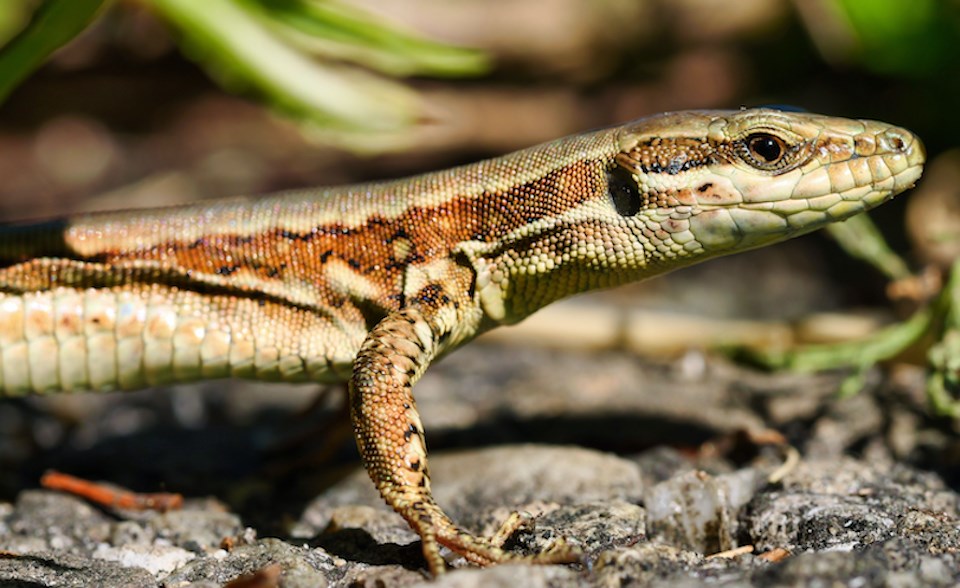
0,108,925,574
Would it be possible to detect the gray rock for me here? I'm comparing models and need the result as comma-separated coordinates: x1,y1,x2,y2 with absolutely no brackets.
417,563,583,587
746,458,960,554
297,444,643,538
755,538,960,587
0,550,158,588
646,468,763,553
163,538,340,587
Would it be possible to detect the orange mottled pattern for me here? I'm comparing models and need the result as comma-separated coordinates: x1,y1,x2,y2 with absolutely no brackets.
55,161,603,315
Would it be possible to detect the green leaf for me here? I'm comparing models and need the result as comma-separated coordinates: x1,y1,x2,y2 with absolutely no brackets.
246,0,489,77
825,213,911,281
0,0,35,47
148,0,422,146
832,0,957,76
0,0,110,104
738,304,934,373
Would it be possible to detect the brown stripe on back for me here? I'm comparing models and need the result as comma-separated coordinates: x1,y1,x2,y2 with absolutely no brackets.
80,159,607,310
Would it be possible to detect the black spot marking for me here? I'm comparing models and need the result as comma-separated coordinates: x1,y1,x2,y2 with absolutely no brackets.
410,459,421,472
388,292,407,309
404,424,418,441
347,258,361,270
216,265,238,276
607,167,642,217
319,250,333,263
698,183,713,193
642,159,702,175
417,283,447,305
279,230,304,241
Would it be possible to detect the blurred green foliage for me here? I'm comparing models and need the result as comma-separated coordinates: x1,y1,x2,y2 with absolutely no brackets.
248,0,489,77
0,0,36,47
0,0,107,104
831,0,960,77
1,0,956,148
0,0,488,149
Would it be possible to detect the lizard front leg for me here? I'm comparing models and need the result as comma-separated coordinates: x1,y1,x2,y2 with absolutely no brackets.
349,306,579,574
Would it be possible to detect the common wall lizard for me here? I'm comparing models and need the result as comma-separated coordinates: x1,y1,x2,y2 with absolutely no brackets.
0,108,925,574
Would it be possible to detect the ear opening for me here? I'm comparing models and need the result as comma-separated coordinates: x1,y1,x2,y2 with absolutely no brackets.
607,166,642,217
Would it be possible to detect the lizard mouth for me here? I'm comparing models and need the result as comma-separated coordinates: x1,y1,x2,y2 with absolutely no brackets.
681,139,925,252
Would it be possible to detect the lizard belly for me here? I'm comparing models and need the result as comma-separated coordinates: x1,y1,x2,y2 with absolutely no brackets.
0,284,362,395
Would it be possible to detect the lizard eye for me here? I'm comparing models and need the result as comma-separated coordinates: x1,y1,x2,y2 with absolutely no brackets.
746,133,786,165
747,133,786,163
607,167,642,217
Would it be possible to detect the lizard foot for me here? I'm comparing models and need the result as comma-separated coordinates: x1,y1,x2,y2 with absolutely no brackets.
413,505,582,574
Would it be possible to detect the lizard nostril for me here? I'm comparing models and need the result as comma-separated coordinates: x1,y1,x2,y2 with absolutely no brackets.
880,129,909,153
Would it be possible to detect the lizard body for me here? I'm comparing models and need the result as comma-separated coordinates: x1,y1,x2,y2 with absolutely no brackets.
0,109,924,573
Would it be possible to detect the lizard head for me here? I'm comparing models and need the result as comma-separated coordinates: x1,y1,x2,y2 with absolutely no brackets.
609,108,925,267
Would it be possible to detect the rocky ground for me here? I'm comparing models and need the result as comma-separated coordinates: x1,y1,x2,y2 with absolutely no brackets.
0,334,957,587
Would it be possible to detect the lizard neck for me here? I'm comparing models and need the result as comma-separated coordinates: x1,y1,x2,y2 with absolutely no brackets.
451,130,632,325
